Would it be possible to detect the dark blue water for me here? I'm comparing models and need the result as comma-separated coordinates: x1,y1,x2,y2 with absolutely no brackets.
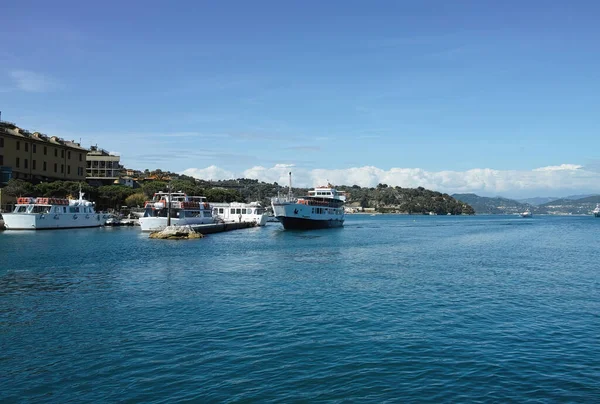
1,215,599,402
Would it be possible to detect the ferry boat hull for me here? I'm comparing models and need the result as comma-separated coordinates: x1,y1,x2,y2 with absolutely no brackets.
3,212,105,230
277,216,344,230
272,202,345,230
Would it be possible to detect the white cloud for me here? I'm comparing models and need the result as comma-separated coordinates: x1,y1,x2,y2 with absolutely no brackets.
533,164,583,172
182,165,235,181
9,70,59,92
181,163,600,197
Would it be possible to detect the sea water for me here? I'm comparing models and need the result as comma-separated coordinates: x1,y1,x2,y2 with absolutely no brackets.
1,215,599,402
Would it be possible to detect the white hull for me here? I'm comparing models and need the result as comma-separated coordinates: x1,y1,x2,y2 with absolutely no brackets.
139,216,213,232
272,202,344,229
3,212,107,230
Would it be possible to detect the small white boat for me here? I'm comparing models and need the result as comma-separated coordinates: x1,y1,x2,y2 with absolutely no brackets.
520,210,532,218
212,201,268,226
593,204,600,218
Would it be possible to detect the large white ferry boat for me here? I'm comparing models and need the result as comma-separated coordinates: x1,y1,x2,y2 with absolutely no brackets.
139,191,213,232
593,204,600,217
212,202,268,226
271,178,346,230
3,191,107,230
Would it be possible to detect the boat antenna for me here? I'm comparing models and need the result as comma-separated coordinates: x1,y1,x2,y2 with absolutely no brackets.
288,171,292,201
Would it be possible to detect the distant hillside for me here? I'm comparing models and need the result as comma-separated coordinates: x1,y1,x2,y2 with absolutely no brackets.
344,185,474,215
539,195,600,214
518,196,559,206
452,193,532,214
453,193,600,215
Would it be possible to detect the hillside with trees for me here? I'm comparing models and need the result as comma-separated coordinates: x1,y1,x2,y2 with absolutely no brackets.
1,177,475,215
452,193,532,214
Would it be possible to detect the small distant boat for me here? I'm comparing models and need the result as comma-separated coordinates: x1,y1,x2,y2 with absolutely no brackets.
593,204,600,217
520,210,533,218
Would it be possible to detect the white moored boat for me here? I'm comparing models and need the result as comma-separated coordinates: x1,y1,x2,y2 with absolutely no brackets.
212,201,268,226
3,191,106,230
520,209,532,218
139,191,214,232
593,204,600,217
271,173,346,230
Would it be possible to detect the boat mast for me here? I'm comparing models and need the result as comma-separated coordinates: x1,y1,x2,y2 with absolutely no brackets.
167,183,172,227
288,171,292,201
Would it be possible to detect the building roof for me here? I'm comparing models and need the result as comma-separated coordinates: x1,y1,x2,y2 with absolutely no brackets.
0,121,88,151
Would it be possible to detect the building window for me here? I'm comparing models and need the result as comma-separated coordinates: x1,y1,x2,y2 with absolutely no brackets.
54,163,57,173
0,137,4,147
43,161,47,171
54,149,58,157
61,164,64,173
33,160,36,170
68,151,71,159
25,143,29,152
16,141,20,151
24,159,28,169
33,144,37,153
0,155,3,165
16,158,20,168
67,165,71,174
44,146,47,155
79,153,82,162
61,150,65,158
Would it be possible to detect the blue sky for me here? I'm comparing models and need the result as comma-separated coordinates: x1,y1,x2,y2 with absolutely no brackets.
2,1,600,196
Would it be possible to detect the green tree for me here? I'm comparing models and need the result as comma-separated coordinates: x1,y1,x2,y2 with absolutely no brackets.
141,181,168,198
97,185,135,211
124,192,146,207
2,179,35,197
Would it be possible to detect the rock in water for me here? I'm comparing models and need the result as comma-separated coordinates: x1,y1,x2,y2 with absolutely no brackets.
149,225,204,240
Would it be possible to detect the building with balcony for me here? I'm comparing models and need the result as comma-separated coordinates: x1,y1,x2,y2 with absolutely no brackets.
0,120,88,184
86,146,124,185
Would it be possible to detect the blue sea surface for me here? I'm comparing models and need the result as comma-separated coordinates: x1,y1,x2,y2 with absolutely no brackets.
1,215,599,402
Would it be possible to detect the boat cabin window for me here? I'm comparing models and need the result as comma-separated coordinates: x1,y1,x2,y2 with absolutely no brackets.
69,207,80,213
32,206,51,214
242,209,247,214
15,206,28,213
54,207,61,213
218,208,224,214
203,211,212,218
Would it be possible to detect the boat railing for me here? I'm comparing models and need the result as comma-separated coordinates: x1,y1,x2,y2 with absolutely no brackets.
271,196,297,204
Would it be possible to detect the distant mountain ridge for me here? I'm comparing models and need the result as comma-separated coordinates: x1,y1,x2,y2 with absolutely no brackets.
453,193,600,215
518,194,597,206
452,194,530,214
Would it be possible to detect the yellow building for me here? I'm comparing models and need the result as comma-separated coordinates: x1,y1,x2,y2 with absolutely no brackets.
0,121,88,183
